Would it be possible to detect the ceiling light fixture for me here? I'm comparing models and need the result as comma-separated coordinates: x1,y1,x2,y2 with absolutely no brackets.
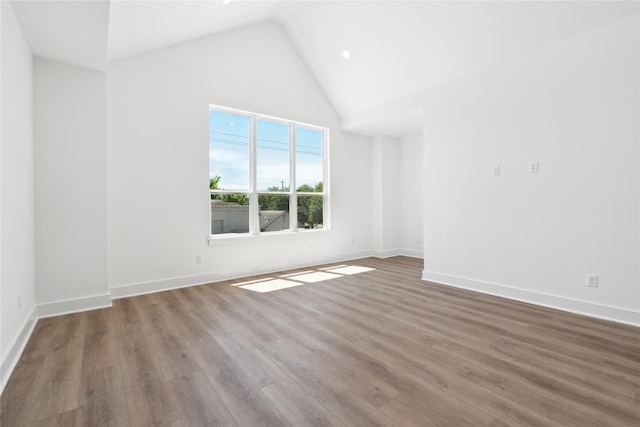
342,49,351,59
222,0,233,5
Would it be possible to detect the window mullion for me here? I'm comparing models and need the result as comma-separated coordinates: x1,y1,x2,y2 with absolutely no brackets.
249,114,259,235
323,129,330,230
289,123,297,232
209,104,328,238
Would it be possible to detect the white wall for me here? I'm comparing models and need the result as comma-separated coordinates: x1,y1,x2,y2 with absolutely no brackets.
399,133,423,257
380,137,400,255
371,134,423,258
371,135,399,256
34,58,109,315
107,22,374,295
371,137,383,253
422,15,639,325
1,0,36,388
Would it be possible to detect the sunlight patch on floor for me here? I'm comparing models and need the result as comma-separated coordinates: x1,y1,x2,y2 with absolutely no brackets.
232,277,274,286
279,270,314,278
318,264,348,270
285,271,342,283
238,279,304,293
234,264,376,293
325,266,376,275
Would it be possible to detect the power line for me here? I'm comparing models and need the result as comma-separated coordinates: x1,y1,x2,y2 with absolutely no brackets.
211,138,321,156
210,130,249,139
210,131,321,152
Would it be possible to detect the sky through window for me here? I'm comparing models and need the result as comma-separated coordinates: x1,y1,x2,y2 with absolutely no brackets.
209,110,323,191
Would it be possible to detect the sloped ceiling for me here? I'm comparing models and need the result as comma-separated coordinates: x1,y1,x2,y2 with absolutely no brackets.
10,0,110,71
9,0,640,137
278,1,640,134
106,0,298,62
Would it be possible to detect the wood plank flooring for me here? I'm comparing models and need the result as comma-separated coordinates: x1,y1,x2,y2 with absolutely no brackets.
2,256,639,426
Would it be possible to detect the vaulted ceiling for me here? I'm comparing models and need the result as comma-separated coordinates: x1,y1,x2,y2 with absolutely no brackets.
10,0,640,137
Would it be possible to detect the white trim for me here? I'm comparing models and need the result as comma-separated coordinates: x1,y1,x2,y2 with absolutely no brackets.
209,104,329,237
111,250,376,299
37,294,112,319
289,122,297,232
208,104,325,132
422,270,640,327
249,114,259,235
322,128,330,230
5,254,636,397
1,306,37,394
209,189,250,195
208,227,330,245
2,251,375,394
372,249,424,259
110,273,221,299
396,249,423,259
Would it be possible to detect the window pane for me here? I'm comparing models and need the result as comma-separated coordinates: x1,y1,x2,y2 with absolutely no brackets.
210,194,250,234
257,120,289,192
297,195,323,229
210,111,250,190
209,105,329,237
258,194,290,232
295,127,323,192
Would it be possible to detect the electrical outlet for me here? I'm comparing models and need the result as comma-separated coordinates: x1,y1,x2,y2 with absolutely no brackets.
196,256,202,264
528,161,539,174
586,274,598,288
492,166,500,176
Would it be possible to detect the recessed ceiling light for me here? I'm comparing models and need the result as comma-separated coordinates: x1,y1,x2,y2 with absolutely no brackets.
222,0,233,5
342,49,351,59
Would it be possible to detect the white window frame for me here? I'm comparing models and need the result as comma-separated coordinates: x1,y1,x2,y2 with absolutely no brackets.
209,104,330,240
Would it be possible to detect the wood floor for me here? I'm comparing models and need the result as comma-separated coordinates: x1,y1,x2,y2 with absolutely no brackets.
2,256,639,426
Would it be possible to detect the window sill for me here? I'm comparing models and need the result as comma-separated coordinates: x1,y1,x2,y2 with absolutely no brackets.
208,228,330,246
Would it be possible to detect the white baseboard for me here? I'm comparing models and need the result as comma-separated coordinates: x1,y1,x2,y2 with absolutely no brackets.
371,249,424,259
1,294,112,394
110,250,377,299
422,270,640,327
395,249,423,259
110,272,222,299
37,293,112,319
372,249,401,258
4,256,633,397
1,306,37,394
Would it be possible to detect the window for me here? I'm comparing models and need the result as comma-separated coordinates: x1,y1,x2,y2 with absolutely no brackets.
209,105,329,236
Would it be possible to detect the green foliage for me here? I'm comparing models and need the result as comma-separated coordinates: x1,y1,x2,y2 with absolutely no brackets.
259,194,288,211
309,196,323,225
210,175,248,204
259,185,288,211
297,197,309,225
209,175,221,190
296,184,315,192
296,182,323,228
295,182,323,193
298,195,323,228
210,193,249,205
221,194,249,205
210,176,322,224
